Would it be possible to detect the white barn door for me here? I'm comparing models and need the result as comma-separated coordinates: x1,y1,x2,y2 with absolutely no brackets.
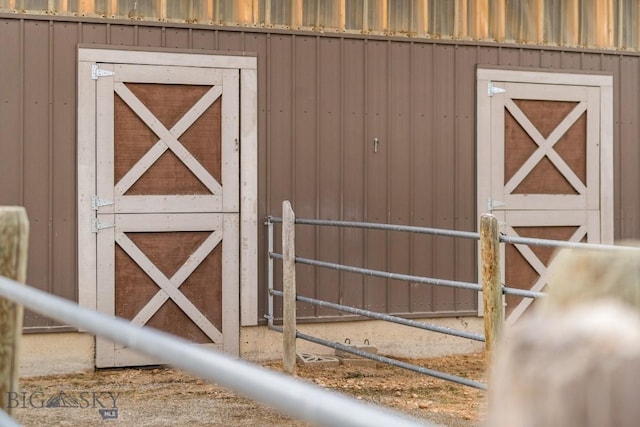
477,69,613,323
78,49,258,368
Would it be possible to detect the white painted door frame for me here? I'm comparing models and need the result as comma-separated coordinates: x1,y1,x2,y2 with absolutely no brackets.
77,48,258,366
476,67,613,322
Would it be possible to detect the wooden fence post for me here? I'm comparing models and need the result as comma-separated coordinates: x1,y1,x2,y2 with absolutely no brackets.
480,213,503,358
0,207,29,415
282,201,297,375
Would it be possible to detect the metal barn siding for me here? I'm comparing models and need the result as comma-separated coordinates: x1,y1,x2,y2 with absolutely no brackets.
0,15,639,329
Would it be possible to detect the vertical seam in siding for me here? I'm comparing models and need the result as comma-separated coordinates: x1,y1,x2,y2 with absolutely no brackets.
429,43,435,312
19,18,25,206
385,39,391,313
408,41,415,313
265,33,271,217
453,45,459,311
313,35,320,312
48,20,54,304
363,38,369,310
291,34,297,208
616,53,620,237
338,36,345,307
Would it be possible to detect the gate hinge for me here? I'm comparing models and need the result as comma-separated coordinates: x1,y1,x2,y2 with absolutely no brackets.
91,218,115,233
488,198,506,211
92,195,114,210
91,64,115,80
488,82,506,97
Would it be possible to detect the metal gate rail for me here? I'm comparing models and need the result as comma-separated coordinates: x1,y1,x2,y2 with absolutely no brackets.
270,289,485,342
266,205,491,391
269,324,487,390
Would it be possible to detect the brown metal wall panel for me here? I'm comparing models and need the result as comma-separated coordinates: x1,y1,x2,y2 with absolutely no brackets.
601,55,623,238
267,34,295,319
619,57,640,237
109,24,136,45
409,43,436,313
0,19,23,206
80,22,108,44
387,41,411,314
581,53,604,71
22,20,52,327
292,36,319,318
559,51,583,69
316,37,342,317
364,40,389,313
540,50,562,68
431,44,456,312
165,28,190,48
191,29,216,50
341,39,366,312
453,45,479,311
498,47,521,67
218,31,245,52
51,22,79,307
520,49,540,68
137,26,163,47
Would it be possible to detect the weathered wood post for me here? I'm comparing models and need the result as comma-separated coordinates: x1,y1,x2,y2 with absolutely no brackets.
0,207,29,415
480,213,503,358
282,201,297,375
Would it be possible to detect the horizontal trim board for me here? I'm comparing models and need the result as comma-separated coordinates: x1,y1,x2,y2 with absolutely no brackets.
111,64,224,84
478,67,613,87
114,213,226,231
79,47,257,70
114,195,225,213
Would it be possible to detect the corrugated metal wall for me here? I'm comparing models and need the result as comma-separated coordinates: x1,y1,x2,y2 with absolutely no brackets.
1,14,639,329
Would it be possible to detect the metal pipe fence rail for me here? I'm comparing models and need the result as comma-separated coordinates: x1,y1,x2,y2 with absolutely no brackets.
268,216,547,301
269,216,481,240
500,234,640,251
267,202,493,391
0,275,431,427
269,323,487,391
269,252,483,292
267,207,630,390
270,289,485,342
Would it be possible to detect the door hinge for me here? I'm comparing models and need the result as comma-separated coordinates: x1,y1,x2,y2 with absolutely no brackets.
92,195,114,210
91,64,115,80
488,198,506,211
488,82,506,97
91,218,115,233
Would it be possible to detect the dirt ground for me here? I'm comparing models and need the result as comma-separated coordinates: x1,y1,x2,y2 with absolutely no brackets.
12,352,487,426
